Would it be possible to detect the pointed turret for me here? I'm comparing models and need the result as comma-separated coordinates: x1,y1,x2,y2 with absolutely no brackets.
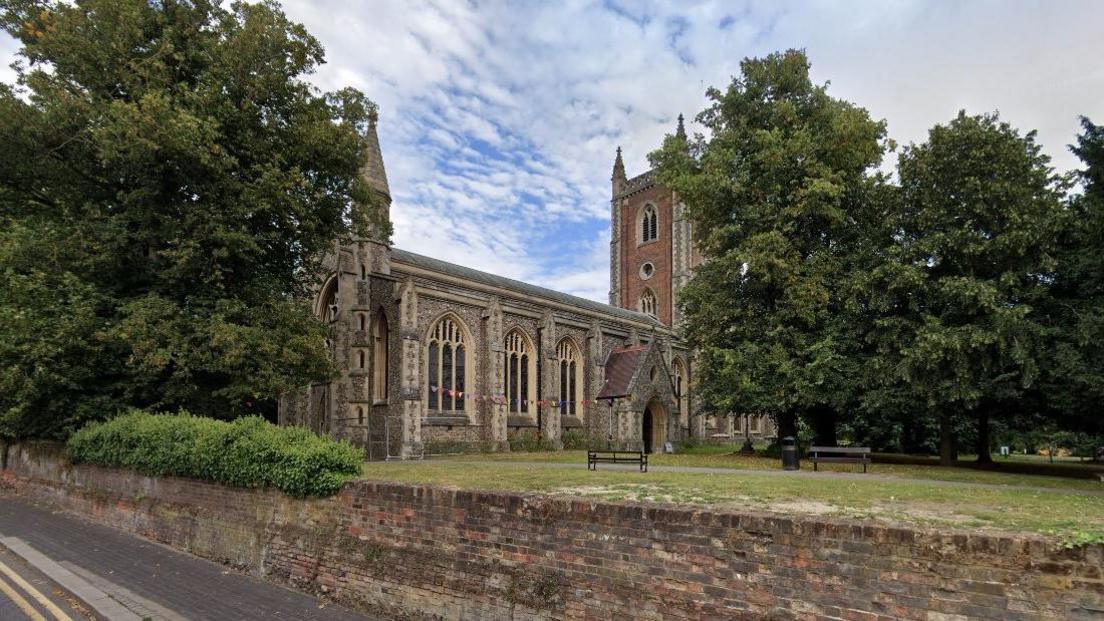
675,113,687,141
612,146,626,198
359,107,392,247
361,109,391,203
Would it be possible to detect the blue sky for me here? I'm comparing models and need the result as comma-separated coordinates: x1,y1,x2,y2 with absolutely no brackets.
2,1,1102,302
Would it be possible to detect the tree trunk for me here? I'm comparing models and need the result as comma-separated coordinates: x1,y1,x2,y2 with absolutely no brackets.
939,412,956,466
810,405,838,446
777,409,798,440
975,402,993,464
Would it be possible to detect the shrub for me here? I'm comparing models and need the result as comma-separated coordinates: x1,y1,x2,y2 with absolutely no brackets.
561,429,591,450
508,429,558,452
680,435,703,450
66,411,364,497
422,439,500,455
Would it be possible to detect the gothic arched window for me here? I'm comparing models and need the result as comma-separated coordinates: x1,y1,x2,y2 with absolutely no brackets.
426,316,467,413
557,338,582,417
317,275,338,322
640,288,657,317
673,358,689,425
641,204,658,242
372,312,389,403
504,329,535,414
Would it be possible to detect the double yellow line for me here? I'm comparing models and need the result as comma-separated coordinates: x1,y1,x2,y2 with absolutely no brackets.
0,556,74,621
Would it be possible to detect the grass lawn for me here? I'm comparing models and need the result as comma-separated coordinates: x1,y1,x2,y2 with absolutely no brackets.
361,450,1104,544
442,448,1104,491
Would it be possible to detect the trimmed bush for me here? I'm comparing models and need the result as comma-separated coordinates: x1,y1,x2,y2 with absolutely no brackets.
66,411,364,497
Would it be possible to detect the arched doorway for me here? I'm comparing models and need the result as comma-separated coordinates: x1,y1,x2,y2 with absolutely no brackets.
642,399,668,454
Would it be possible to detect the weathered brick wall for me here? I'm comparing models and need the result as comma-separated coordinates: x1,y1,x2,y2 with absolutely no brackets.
1,442,1102,620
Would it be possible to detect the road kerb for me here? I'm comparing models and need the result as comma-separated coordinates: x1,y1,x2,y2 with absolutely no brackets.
0,535,141,621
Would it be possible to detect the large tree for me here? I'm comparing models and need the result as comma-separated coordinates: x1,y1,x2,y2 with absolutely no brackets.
0,0,382,439
868,112,1067,464
652,50,888,443
1041,117,1104,437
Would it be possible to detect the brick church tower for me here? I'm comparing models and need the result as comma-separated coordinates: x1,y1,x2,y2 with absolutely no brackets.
609,115,701,327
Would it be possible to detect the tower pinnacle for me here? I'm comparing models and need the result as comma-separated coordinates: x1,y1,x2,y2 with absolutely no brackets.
612,146,627,197
675,113,687,140
359,108,392,244
361,110,391,202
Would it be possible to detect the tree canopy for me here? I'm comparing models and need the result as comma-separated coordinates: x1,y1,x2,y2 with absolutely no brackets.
867,112,1067,463
655,49,1101,459
0,0,381,439
652,49,889,443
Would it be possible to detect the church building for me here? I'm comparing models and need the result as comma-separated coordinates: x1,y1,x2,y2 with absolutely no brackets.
279,113,773,458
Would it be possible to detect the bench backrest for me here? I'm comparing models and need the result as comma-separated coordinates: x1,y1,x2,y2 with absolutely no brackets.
808,446,870,454
589,450,644,457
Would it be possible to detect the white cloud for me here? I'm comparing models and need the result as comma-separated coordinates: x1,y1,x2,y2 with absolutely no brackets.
2,0,1102,302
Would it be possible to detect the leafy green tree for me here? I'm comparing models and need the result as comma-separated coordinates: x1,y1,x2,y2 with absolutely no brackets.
868,112,1067,464
1042,117,1104,437
0,0,382,439
652,50,888,443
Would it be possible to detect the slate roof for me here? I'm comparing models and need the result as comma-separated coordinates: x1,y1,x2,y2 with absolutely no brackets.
596,345,648,400
391,248,663,326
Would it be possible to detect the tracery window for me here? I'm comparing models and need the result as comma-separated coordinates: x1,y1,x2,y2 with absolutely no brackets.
557,339,582,417
641,204,658,242
426,316,467,412
372,312,389,403
504,329,535,414
318,276,338,322
673,358,688,424
640,288,657,317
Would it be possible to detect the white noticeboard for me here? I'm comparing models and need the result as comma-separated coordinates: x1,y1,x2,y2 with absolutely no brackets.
1000,446,1010,457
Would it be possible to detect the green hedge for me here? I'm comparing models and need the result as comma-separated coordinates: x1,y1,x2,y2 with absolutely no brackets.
66,411,364,497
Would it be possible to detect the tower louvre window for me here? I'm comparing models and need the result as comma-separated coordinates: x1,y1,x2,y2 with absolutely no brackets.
641,204,658,242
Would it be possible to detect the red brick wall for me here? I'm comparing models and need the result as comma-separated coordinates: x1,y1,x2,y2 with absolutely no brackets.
2,442,1102,620
620,186,674,325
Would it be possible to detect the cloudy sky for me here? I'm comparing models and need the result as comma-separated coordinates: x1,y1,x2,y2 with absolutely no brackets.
2,1,1102,302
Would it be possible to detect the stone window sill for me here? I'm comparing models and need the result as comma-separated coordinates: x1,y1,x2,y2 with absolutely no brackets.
561,415,584,429
423,414,470,427
507,414,538,428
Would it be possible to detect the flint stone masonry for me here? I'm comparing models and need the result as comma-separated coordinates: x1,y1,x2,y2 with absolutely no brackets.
1,442,1102,620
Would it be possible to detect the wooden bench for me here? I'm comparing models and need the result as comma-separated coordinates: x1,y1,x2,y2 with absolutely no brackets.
807,446,871,473
588,450,648,472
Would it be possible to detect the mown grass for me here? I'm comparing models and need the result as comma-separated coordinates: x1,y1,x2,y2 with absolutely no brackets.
443,448,1104,491
360,454,1104,543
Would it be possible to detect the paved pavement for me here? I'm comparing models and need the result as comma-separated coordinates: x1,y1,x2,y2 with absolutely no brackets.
0,494,376,620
